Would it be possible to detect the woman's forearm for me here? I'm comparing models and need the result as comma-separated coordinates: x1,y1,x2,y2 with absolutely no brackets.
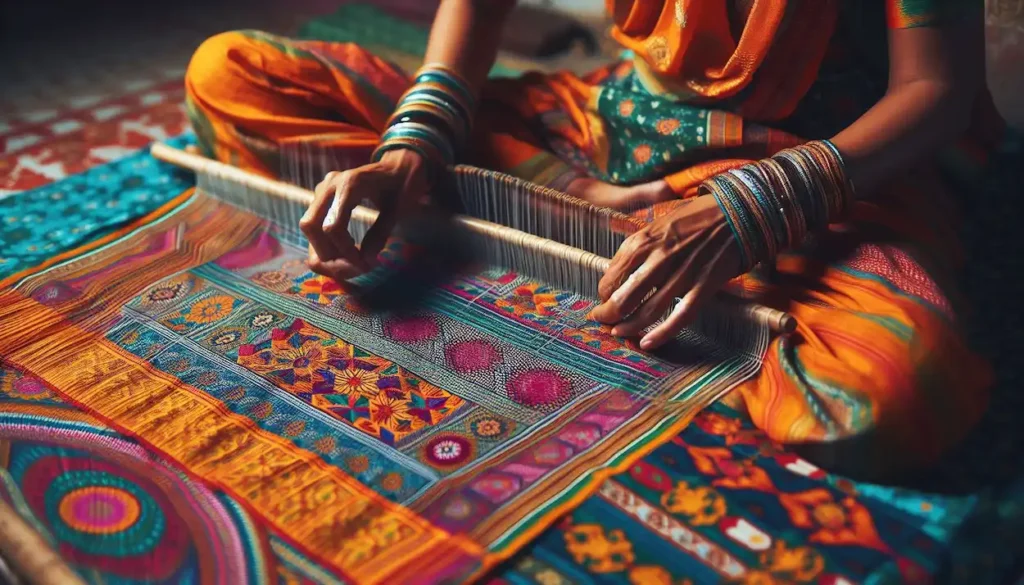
829,23,985,195
830,79,974,194
423,0,516,105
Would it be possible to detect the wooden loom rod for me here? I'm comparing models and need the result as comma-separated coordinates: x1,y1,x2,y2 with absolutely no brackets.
151,142,796,334
0,498,86,585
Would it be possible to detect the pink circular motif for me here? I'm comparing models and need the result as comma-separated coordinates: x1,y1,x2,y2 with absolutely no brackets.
443,497,475,520
446,340,500,373
12,378,48,397
383,315,439,344
506,370,572,408
422,434,475,470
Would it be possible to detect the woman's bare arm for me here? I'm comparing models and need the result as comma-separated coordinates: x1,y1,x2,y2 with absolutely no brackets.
831,18,987,194
424,0,517,99
303,0,516,280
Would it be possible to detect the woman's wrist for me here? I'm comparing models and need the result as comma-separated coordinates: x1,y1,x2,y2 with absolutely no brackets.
701,140,855,272
373,63,477,172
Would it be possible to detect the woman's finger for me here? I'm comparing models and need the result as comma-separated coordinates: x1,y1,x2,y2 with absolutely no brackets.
300,174,347,269
639,280,715,350
610,261,696,338
638,240,733,349
597,232,648,302
359,166,421,266
591,249,675,324
322,170,373,276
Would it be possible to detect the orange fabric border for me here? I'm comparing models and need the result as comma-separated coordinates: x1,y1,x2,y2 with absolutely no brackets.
0,290,484,584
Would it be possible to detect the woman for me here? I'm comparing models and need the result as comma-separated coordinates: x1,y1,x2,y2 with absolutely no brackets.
183,0,1012,479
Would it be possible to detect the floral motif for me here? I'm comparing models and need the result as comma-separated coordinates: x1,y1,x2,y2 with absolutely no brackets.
236,319,468,445
160,293,244,332
564,524,635,573
139,278,191,309
778,490,887,551
496,283,559,318
347,455,370,474
660,481,726,526
381,472,404,492
618,99,635,117
336,368,380,396
656,118,680,135
468,414,512,440
206,327,245,349
422,434,476,470
185,295,237,324
250,270,291,292
294,274,344,305
369,393,410,429
249,311,278,328
632,144,653,165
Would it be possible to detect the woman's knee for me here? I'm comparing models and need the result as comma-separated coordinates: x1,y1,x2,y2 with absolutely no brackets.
748,308,991,480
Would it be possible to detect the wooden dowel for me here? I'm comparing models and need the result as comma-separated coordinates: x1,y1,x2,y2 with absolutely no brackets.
0,499,87,585
151,143,796,334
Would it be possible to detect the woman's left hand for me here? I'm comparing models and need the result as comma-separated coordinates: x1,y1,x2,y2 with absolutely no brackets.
590,195,744,350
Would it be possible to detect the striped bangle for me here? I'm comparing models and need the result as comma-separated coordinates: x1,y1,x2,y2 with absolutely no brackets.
701,140,854,272
372,64,476,169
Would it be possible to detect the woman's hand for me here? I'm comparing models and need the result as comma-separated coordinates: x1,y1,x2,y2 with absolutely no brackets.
590,196,744,350
300,149,429,282
566,177,677,211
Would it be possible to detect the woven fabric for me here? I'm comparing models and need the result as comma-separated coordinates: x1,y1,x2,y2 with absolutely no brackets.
2,2,1023,583
0,139,766,582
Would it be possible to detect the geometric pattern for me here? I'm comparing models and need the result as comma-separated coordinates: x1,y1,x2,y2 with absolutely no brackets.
238,318,468,446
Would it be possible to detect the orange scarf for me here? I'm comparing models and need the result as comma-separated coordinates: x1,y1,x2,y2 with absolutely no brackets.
607,0,838,121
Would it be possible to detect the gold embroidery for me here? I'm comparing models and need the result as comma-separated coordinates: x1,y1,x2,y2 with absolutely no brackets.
674,0,687,27
645,36,671,69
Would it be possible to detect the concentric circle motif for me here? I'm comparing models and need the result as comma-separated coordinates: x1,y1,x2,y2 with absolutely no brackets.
12,436,255,583
467,414,513,441
249,311,279,329
442,496,476,521
42,469,168,558
139,274,194,309
250,270,292,292
207,327,245,348
58,486,141,535
3,374,53,402
421,434,476,470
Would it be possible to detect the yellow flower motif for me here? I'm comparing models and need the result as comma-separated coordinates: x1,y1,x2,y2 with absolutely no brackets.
186,294,235,324
618,99,636,117
633,144,653,165
337,368,379,396
535,569,567,585
564,524,635,573
661,481,727,526
369,393,411,430
628,566,673,585
757,540,824,583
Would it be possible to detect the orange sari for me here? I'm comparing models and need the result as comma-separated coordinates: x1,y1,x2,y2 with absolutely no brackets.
183,0,1000,477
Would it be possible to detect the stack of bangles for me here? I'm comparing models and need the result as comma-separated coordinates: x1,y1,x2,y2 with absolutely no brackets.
701,139,856,272
371,63,476,176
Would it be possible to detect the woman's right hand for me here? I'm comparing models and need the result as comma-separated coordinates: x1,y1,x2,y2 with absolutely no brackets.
300,148,430,282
